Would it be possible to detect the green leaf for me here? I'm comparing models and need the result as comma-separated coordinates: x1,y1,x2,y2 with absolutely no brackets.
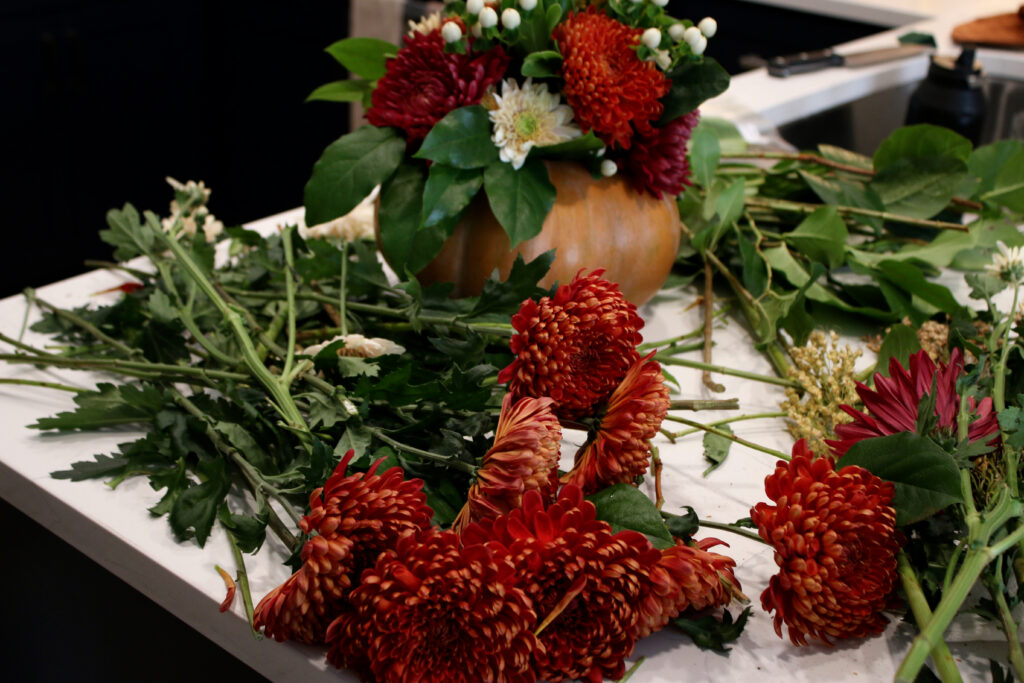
336,424,373,464
874,259,967,320
531,131,605,160
665,506,699,540
545,3,563,32
376,162,427,276
818,144,873,171
702,425,733,476
874,324,921,378
147,289,177,324
218,505,269,554
869,156,968,219
521,50,562,78
483,157,556,247
985,148,1024,212
324,37,397,80
305,79,372,103
799,170,843,205
31,382,164,431
660,57,730,122
415,106,498,169
837,432,964,525
588,483,674,547
51,453,130,481
214,421,273,472
690,124,720,187
873,124,972,170
304,126,405,225
470,251,554,317
696,117,746,156
692,178,744,252
673,607,751,652
783,206,849,269
421,164,484,228
968,140,1023,198
169,459,232,546
100,204,158,262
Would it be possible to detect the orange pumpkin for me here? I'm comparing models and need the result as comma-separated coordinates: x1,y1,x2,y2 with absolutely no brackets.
384,161,681,306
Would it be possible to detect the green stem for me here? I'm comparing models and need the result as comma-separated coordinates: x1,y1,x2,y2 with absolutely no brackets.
0,331,54,356
655,355,800,388
695,518,769,545
339,240,349,337
669,398,739,411
667,415,791,460
745,197,968,232
369,427,477,475
280,228,298,380
897,551,963,683
0,352,249,384
993,283,1019,413
0,378,85,393
221,529,261,638
618,657,645,683
27,290,140,357
984,564,1024,682
667,411,787,438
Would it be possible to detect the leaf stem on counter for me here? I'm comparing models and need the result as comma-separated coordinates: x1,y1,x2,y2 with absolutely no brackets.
667,415,790,460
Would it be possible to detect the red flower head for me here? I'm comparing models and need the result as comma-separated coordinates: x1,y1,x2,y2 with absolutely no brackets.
463,486,661,683
619,110,701,198
750,440,903,646
828,348,999,457
253,451,432,644
553,9,671,149
368,29,509,145
325,527,538,683
634,537,744,639
498,269,644,420
561,354,670,494
453,394,562,533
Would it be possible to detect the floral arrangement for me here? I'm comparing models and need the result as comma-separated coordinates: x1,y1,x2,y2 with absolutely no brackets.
303,0,728,277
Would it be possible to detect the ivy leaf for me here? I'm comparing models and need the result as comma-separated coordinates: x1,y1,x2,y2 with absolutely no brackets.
421,164,484,228
169,458,232,546
588,483,674,547
703,425,733,476
376,162,427,276
660,57,730,122
305,79,372,103
673,607,751,652
783,206,849,269
483,158,556,247
415,106,498,169
304,125,405,225
521,50,562,78
837,432,964,526
873,124,972,170
324,37,397,80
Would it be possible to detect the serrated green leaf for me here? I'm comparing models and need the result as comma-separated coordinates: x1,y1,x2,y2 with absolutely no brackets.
324,37,397,80
483,158,556,247
305,79,372,103
148,289,177,323
588,483,673,546
168,458,231,546
415,106,498,169
702,425,733,476
51,454,130,481
218,504,269,554
673,607,751,652
100,204,158,262
783,206,849,269
873,124,972,170
470,251,553,317
31,382,164,431
421,164,484,228
214,421,272,472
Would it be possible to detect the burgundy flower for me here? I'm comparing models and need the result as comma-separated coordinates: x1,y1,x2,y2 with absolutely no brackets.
750,440,903,646
253,451,432,644
619,110,701,198
325,527,538,683
367,29,509,145
498,269,644,420
828,348,999,457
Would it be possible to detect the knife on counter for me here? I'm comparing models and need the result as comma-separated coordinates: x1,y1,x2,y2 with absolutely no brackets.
767,43,931,78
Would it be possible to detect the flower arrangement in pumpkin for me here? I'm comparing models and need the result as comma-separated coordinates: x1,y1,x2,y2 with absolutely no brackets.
303,0,728,281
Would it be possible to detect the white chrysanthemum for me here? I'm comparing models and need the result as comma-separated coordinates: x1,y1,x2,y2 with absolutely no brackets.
407,12,442,36
302,333,406,359
300,186,379,242
987,240,1024,284
489,78,581,170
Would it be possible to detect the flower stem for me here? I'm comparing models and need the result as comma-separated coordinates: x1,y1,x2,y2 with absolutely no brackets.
702,259,725,393
280,227,299,380
654,355,800,388
897,551,963,683
669,398,739,411
221,526,261,638
983,561,1024,682
339,239,349,337
618,657,646,683
652,446,664,509
368,427,477,475
744,197,968,232
667,415,791,460
0,378,85,393
695,518,768,545
667,411,786,438
26,289,141,357
0,352,249,384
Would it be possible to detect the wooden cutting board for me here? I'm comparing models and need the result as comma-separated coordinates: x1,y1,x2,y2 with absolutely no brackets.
953,6,1024,48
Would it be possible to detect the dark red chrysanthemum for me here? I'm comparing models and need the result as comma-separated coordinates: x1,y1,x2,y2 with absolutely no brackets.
453,394,562,533
828,348,999,457
463,486,661,683
367,29,509,145
553,10,670,149
253,450,432,644
619,110,701,198
561,354,670,494
325,527,538,683
750,440,903,646
498,269,644,420
634,537,744,639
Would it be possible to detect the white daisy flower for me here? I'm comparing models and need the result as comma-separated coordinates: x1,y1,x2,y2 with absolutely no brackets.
987,240,1024,284
488,78,581,170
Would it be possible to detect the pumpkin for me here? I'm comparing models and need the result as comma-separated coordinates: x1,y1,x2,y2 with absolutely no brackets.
382,161,681,306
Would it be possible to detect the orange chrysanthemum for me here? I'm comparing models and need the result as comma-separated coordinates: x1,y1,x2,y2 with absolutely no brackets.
253,451,432,644
750,440,903,646
561,354,670,494
325,527,538,683
498,269,644,420
463,486,661,683
634,537,744,639
553,9,670,149
452,394,561,533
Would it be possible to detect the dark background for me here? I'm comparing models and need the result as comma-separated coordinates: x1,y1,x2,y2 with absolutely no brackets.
0,0,884,680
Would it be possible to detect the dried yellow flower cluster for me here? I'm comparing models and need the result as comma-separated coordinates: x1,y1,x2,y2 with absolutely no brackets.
917,320,950,363
780,331,862,457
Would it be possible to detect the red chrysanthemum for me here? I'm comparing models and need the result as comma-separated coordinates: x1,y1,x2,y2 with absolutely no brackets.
325,527,538,683
619,110,701,199
553,9,671,149
634,537,744,639
561,354,670,494
828,348,999,457
453,394,562,533
367,29,509,145
498,269,644,420
750,439,903,646
463,486,661,683
253,450,432,644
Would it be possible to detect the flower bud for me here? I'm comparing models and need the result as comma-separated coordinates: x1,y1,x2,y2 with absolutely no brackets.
691,34,708,56
441,21,463,43
641,28,661,49
652,0,669,6
668,23,686,42
699,17,718,38
466,0,485,15
501,8,521,30
600,159,618,177
519,0,537,10
471,22,483,38
479,6,498,28
682,26,702,47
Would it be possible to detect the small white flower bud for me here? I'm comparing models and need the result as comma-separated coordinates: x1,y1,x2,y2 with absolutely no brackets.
600,159,618,177
441,21,463,43
478,6,498,28
668,23,686,42
652,0,669,6
682,26,702,47
518,0,537,11
641,28,661,49
501,8,521,30
691,34,708,56
471,22,483,38
466,0,485,15
698,17,718,38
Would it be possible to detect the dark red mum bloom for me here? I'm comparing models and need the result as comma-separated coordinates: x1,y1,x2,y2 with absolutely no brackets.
750,440,903,646
828,348,999,457
561,354,670,494
553,9,670,149
325,527,538,683
453,394,562,533
463,486,661,683
619,110,701,199
367,29,509,145
253,451,432,644
498,269,644,420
